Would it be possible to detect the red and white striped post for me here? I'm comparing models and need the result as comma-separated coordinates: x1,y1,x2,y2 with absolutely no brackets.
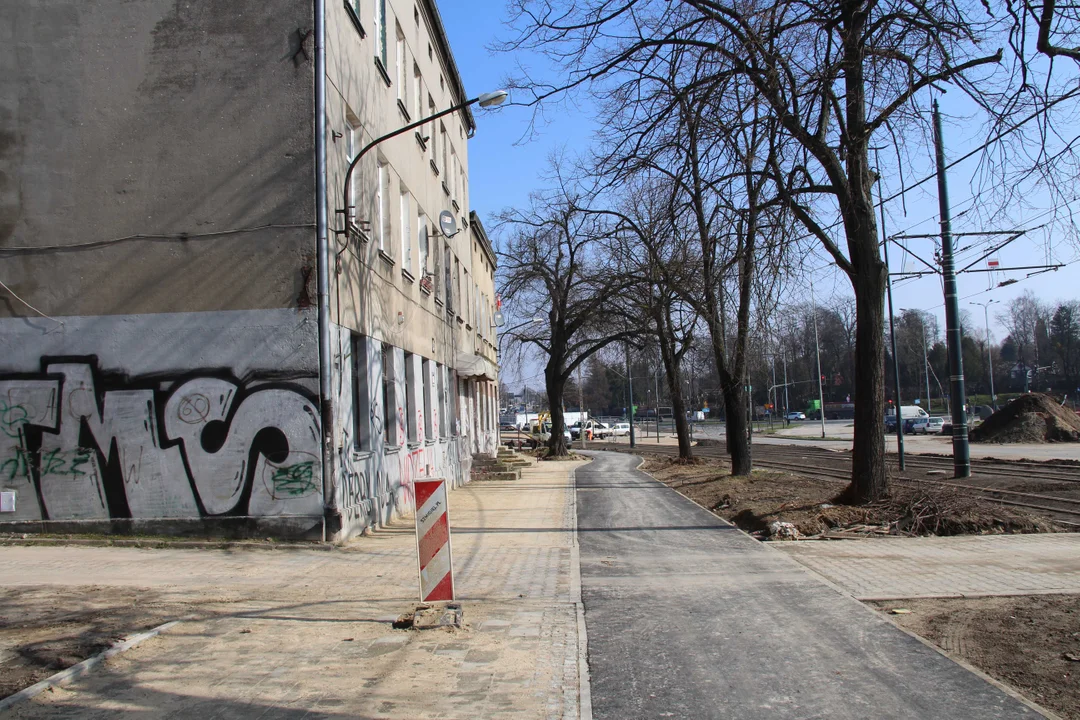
413,478,455,602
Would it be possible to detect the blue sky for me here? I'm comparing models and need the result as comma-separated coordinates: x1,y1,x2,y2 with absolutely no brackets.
440,0,1080,383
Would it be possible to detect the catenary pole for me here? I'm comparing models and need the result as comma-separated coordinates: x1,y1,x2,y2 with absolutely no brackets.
809,278,827,439
877,149,906,470
933,100,971,478
626,341,636,448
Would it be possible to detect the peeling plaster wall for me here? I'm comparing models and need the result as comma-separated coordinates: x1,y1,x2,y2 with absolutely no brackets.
0,2,321,536
0,1,315,318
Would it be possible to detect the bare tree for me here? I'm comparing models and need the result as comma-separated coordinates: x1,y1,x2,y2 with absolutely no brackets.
500,0,1080,500
999,290,1050,369
496,180,639,456
607,179,699,460
580,39,793,475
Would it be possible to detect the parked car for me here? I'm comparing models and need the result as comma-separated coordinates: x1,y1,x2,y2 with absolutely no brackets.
786,411,806,421
912,416,945,434
610,422,631,437
884,416,918,434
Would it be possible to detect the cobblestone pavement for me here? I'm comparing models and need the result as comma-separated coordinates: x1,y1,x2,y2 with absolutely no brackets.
1,457,589,719
775,533,1080,600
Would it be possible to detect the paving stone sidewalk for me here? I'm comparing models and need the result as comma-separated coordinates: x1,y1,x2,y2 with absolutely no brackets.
1,457,589,719
775,532,1080,600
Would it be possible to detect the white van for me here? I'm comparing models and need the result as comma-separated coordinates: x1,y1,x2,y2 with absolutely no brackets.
891,405,930,420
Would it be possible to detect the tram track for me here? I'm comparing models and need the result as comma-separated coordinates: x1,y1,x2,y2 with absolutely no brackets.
599,441,1080,527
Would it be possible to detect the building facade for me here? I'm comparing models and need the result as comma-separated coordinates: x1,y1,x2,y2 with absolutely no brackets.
0,0,499,540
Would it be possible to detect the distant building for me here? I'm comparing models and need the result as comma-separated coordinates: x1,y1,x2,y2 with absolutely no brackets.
0,0,499,541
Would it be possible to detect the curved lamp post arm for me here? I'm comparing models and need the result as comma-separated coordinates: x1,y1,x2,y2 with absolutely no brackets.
338,91,507,230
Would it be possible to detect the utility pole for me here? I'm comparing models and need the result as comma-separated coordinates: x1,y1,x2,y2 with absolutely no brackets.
655,350,661,443
971,300,999,410
770,345,778,431
878,147,906,470
626,343,636,448
783,352,789,417
810,278,827,439
577,364,587,450
922,319,932,414
933,100,971,478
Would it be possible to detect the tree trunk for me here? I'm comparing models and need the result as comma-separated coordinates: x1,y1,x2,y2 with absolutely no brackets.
545,363,569,456
659,339,693,461
723,384,752,475
848,263,888,501
840,6,887,502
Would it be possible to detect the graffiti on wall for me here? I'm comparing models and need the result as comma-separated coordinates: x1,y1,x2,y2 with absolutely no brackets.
0,358,321,522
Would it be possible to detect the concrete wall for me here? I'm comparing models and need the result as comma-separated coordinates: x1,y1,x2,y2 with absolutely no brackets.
0,309,322,536
0,1,322,535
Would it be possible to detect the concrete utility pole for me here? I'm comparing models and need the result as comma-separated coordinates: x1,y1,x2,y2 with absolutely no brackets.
655,350,661,443
933,100,971,478
626,342,636,448
922,319,932,413
809,278,827,439
971,299,999,409
878,147,906,470
783,353,789,416
578,364,587,450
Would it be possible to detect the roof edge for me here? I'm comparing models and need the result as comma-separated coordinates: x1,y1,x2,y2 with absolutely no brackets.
421,0,476,132
469,211,496,268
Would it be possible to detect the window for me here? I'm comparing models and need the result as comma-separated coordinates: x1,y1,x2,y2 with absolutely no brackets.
428,96,437,164
437,364,446,438
412,65,423,127
404,352,417,443
449,370,458,435
450,150,458,200
418,210,429,276
454,259,461,316
352,334,370,450
382,344,396,446
345,111,362,223
395,26,407,111
376,160,389,251
444,243,453,311
441,124,449,176
400,190,412,273
374,0,387,68
434,234,443,301
422,358,433,440
463,269,471,324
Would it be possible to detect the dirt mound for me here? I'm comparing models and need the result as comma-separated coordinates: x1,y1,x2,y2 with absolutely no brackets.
970,393,1080,444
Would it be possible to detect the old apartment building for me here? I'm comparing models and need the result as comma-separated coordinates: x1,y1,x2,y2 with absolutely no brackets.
0,0,500,540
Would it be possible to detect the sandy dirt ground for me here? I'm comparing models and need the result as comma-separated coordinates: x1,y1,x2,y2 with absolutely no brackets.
871,595,1080,720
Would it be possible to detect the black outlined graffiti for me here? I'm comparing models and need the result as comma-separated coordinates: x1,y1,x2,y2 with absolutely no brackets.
0,357,321,522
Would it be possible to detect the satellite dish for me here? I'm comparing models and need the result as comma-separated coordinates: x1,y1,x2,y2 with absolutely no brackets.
439,210,458,237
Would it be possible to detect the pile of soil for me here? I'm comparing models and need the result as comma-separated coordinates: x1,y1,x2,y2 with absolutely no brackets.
970,393,1080,444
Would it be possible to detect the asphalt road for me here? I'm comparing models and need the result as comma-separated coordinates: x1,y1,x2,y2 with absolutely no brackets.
575,451,1042,719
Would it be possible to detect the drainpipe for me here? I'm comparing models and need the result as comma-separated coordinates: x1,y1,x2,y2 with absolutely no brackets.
314,0,336,539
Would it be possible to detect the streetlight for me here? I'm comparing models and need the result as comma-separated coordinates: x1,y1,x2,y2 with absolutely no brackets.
970,300,999,410
901,308,933,413
339,90,509,227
